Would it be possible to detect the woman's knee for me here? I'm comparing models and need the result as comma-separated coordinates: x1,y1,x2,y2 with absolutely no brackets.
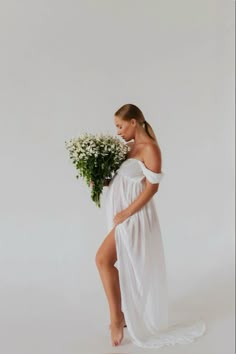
95,248,116,268
95,251,103,267
95,228,117,268
95,253,106,268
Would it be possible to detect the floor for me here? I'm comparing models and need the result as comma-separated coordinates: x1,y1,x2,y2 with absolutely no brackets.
0,266,234,354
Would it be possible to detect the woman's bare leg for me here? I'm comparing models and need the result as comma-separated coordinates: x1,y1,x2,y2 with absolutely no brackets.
95,227,125,346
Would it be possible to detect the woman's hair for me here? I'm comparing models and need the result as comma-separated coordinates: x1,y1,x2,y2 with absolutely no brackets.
114,103,157,142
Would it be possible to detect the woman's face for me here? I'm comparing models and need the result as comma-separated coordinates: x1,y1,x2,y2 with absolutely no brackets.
114,115,136,142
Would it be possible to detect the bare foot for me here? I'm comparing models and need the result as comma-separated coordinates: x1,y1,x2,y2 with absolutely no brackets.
110,317,125,346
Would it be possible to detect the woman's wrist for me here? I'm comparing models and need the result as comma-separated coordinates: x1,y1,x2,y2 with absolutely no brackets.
125,207,133,218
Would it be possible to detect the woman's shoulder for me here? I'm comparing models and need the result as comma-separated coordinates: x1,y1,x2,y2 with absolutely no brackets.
143,141,161,155
142,142,162,172
126,139,161,159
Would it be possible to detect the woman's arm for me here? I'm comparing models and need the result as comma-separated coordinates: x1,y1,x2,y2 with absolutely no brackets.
113,181,158,225
127,179,159,215
114,144,162,225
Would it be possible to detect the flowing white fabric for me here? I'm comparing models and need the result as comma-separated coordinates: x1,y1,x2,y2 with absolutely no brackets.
105,158,206,349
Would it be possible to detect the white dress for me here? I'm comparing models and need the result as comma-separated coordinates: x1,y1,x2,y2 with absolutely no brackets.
105,158,206,349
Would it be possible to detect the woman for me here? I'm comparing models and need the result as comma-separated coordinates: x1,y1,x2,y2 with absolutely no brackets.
95,104,206,348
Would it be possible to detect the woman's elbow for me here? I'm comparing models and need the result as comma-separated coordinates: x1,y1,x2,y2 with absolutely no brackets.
145,180,159,195
154,184,159,194
148,184,159,195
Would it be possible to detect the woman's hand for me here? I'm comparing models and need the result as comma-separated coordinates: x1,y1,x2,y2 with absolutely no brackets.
113,209,130,226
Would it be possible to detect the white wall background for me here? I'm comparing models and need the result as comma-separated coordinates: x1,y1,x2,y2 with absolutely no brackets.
0,1,234,353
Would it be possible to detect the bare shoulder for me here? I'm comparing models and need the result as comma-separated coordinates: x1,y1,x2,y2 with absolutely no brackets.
142,143,162,173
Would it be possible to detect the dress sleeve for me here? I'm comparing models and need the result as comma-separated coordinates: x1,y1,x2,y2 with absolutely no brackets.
142,168,165,184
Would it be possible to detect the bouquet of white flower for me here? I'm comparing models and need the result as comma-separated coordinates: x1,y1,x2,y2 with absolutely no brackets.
65,133,129,207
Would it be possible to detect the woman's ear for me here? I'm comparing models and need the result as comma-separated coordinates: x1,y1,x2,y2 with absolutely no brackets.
131,118,137,126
